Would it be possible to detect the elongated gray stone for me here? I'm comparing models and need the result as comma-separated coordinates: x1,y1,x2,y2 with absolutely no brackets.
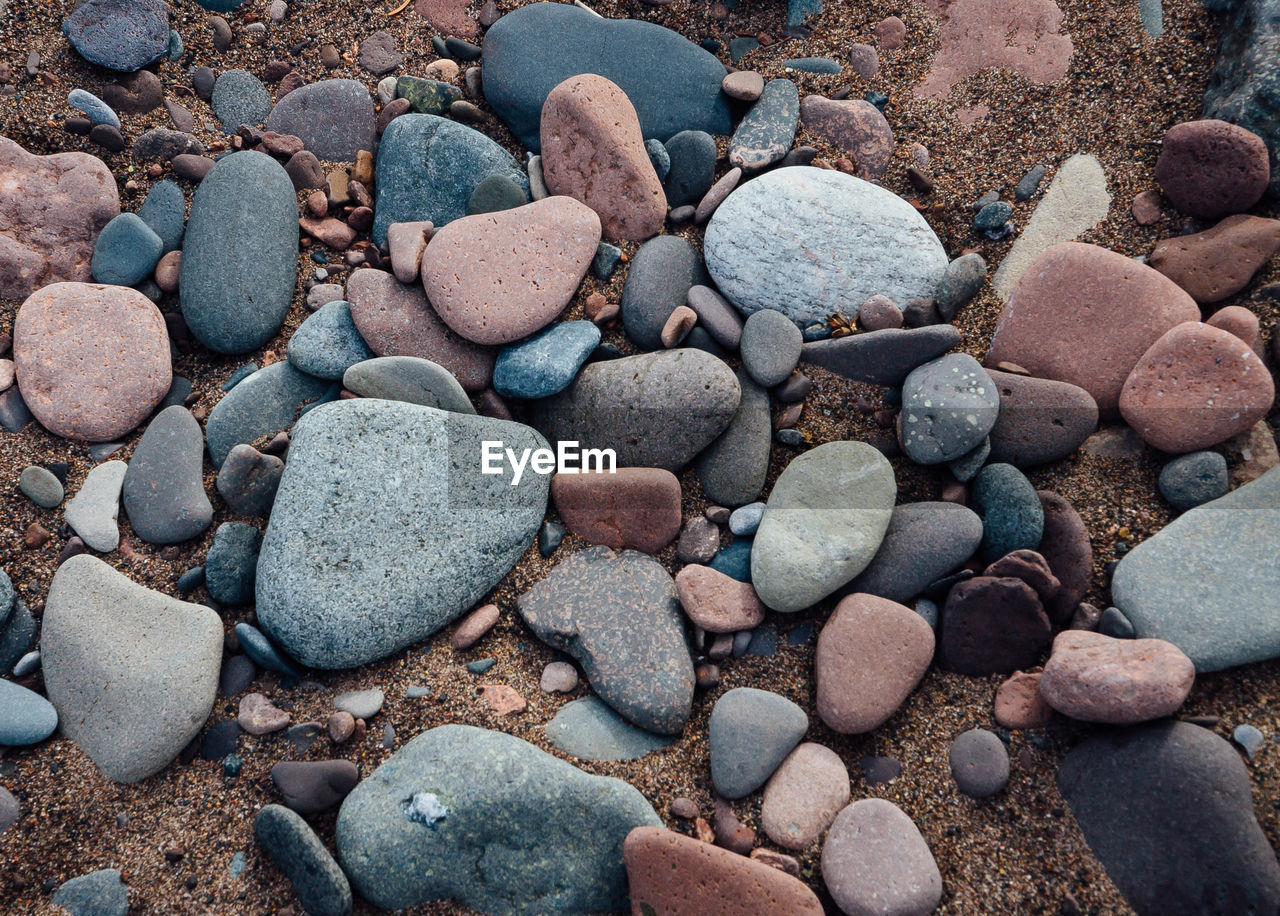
847,502,984,603
545,696,676,761
342,357,474,414
122,406,212,544
729,79,798,171
801,325,960,386
256,805,352,916
695,370,770,507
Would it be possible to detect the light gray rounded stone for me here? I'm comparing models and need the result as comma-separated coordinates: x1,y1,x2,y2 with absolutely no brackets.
899,353,999,465
342,356,475,414
740,308,802,388
64,460,127,552
822,799,942,916
335,724,661,913
705,167,947,327
335,688,385,720
41,555,222,783
265,78,376,162
709,687,809,798
52,869,130,916
750,441,896,612
287,300,375,381
256,399,550,669
19,465,63,508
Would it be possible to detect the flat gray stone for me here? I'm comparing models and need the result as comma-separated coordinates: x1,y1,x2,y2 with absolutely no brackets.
545,696,676,761
52,869,130,916
287,300,375,381
65,460,126,552
0,678,58,746
255,805,353,916
122,406,213,544
256,399,549,669
211,69,270,131
801,325,960,386
335,724,660,913
740,308,802,388
18,465,63,508
695,370,770,508
847,502,984,603
265,79,376,162
342,356,474,414
206,361,332,467
709,687,808,798
728,78,798,171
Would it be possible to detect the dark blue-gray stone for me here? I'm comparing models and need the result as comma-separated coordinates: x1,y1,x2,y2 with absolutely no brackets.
177,566,205,595
709,687,807,798
974,201,1012,231
846,502,984,603
620,235,708,350
137,179,185,253
1158,451,1229,511
121,406,213,545
211,69,271,132
1099,606,1135,639
202,720,241,760
899,353,999,464
545,696,675,761
52,869,130,916
710,537,753,581
592,241,622,279
223,363,258,391
972,463,1044,562
287,301,374,381
180,151,299,355
206,522,261,606
739,308,802,387
265,79,376,162
335,724,660,913
481,2,732,151
206,361,331,466
63,0,168,72
373,114,527,245
645,139,671,183
663,130,717,208
255,805,353,916
342,357,474,414
729,79,798,171
938,252,987,320
466,658,495,674
0,568,12,622
465,173,528,215
1059,720,1280,915
802,326,961,386
1015,164,1047,200
0,600,37,674
193,0,248,8
493,321,600,399
696,370,770,508
782,57,842,74
234,622,301,679
257,400,550,669
0,678,58,746
91,213,163,286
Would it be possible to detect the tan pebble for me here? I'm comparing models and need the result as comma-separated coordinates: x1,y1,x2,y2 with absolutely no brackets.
660,305,697,348
452,603,500,650
154,250,181,293
479,684,526,715
722,70,764,101
749,847,802,877
540,660,578,693
994,669,1052,729
669,797,699,819
327,710,355,743
238,693,290,735
425,59,460,81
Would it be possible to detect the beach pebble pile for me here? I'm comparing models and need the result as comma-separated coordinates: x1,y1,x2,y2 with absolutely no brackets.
1,0,1278,914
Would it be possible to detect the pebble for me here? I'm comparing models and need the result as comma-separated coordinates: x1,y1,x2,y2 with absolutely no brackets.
334,689,385,720
14,283,170,442
219,654,255,696
266,79,375,161
216,444,285,516
675,564,766,633
705,167,947,327
552,468,682,553
798,96,894,179
42,555,222,781
848,501,983,603
121,406,212,544
1015,164,1047,199
67,88,119,128
452,604,500,650
51,869,131,916
1158,450,1229,511
63,0,169,72
18,465,63,508
722,70,765,101
1155,119,1270,219
941,575,1051,675
938,252,987,320
287,301,374,380
205,522,261,606
466,173,528,215
397,75,462,115
0,678,58,745
335,724,659,912
620,235,707,351
950,728,1010,797
0,787,17,836
545,695,676,761
205,361,331,467
729,78,799,171
135,182,185,258
663,130,718,209
342,357,473,414
65,460,127,551
359,30,402,75
424,197,600,345
1099,606,1136,639
239,692,290,735
0,601,37,674
271,759,359,814
1036,490,1093,622
973,463,1044,562
751,441,895,612
898,353,998,464
540,660,579,693
758,742,850,850
1039,630,1195,723
822,799,942,916
1234,724,1265,759
90,213,163,287
985,369,1099,467
211,69,270,131
994,670,1052,728
1158,214,1280,304
709,687,809,798
816,593,935,733
255,805,353,916
740,308,802,387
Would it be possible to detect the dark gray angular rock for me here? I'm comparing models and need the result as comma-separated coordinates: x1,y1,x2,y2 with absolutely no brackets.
695,370,770,508
729,79,798,171
63,0,168,72
847,502,983,603
205,522,261,606
206,361,332,467
973,463,1045,562
481,2,731,151
517,546,694,735
256,805,353,916
216,444,284,516
336,724,660,912
122,406,213,544
136,179,185,253
266,79,376,162
1158,451,1229,511
180,151,299,355
801,325,961,386
620,235,708,351
709,687,808,798
1059,720,1280,915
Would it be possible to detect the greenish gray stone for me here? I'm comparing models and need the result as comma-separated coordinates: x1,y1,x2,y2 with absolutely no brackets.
205,361,332,466
728,78,798,171
205,522,261,606
18,465,63,508
695,370,770,508
545,696,676,761
342,357,475,414
121,406,213,545
1113,466,1280,672
335,724,660,913
396,75,462,115
255,805,352,916
256,399,550,669
466,173,529,215
899,353,999,465
972,463,1044,563
52,869,130,916
709,687,808,798
287,300,375,381
750,441,896,612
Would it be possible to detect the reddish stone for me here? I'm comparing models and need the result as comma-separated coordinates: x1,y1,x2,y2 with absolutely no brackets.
1036,491,1092,624
551,468,681,553
994,669,1051,728
478,684,526,716
722,71,764,101
661,305,697,348
986,242,1199,414
1148,214,1280,305
1119,321,1274,453
1206,305,1263,358
13,282,171,442
415,0,477,38
874,15,906,50
848,43,880,80
1131,190,1163,225
346,268,495,392
799,97,894,179
760,743,850,850
985,369,1099,467
452,603,499,650
857,294,903,331
1155,119,1270,220
941,576,1051,676
154,250,181,293
815,593,934,734
422,196,600,345
624,826,824,915
299,216,356,250
239,693,290,735
675,565,766,633
540,74,666,242
1039,630,1195,724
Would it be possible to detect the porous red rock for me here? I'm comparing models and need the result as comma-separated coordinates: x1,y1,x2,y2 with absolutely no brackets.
550,468,681,554
1206,305,1264,358
1148,214,1280,305
994,669,1052,728
624,826,825,915
1154,119,1270,220
798,96,894,179
0,137,120,300
815,593,934,734
760,743,851,850
941,576,1052,676
1119,321,1274,453
346,267,495,391
421,196,601,345
539,74,666,242
1039,630,1195,724
986,242,1200,414
675,565,767,633
13,282,170,442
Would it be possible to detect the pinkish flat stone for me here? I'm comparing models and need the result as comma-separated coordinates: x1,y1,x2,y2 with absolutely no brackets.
799,96,894,179
387,220,432,284
675,564,767,633
1148,214,1280,305
1039,630,1195,724
550,468,681,553
994,669,1052,728
452,603,499,650
760,742,851,850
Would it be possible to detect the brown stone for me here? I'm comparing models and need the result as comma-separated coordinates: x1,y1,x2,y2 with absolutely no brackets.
1148,214,1280,305
478,684,526,716
694,167,742,225
154,250,181,293
676,516,720,564
722,70,765,101
983,549,1060,600
661,305,697,348
422,196,600,345
815,593,934,733
1206,305,1264,358
799,96,894,179
1222,421,1279,487
415,0,478,38
540,74,666,242
1119,321,1274,453
299,216,356,250
0,137,120,300
858,294,903,331
848,43,880,80
387,220,432,285
1039,630,1195,724
941,576,1052,676
675,565,767,633
1155,119,1270,221
760,742,851,850
13,282,171,442
986,242,1199,414
624,826,824,915
1035,491,1092,623
1131,189,1163,225
550,468,681,553
994,669,1052,728
712,797,754,854
238,693,290,735
749,848,801,877
985,369,1099,467
327,710,354,743
452,603,499,650
101,70,162,115
874,15,906,49
346,268,495,392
